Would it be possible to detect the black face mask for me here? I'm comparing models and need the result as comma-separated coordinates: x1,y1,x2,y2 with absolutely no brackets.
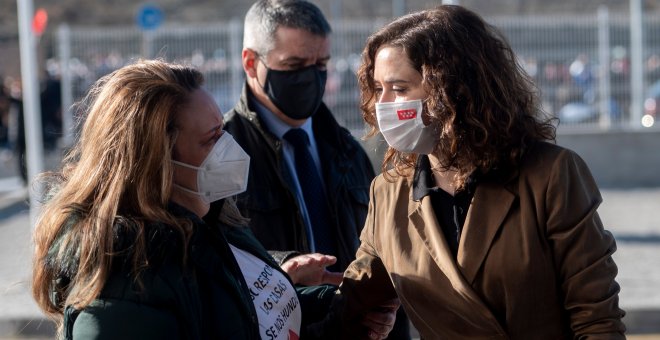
261,64,327,120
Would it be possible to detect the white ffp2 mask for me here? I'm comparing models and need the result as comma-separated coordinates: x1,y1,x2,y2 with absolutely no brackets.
376,99,436,154
171,132,250,203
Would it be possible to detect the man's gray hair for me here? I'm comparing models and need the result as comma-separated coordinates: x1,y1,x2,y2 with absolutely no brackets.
243,0,332,56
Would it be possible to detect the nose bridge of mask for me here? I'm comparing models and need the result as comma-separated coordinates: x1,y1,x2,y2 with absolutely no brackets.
171,132,231,172
172,133,245,178
198,133,250,187
174,132,250,203
203,133,233,167
266,64,321,88
263,64,326,120
203,135,249,171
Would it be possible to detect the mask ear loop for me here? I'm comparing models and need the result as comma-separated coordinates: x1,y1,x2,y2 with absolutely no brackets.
252,52,271,91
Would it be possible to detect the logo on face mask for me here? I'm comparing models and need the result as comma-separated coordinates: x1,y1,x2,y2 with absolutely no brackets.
171,133,250,204
397,109,417,120
260,61,327,120
376,99,436,155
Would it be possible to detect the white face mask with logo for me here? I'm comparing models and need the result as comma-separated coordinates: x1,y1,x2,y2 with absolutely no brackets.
375,99,436,154
171,132,250,204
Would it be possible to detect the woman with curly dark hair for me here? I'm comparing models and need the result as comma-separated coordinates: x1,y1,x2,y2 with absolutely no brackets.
334,5,626,339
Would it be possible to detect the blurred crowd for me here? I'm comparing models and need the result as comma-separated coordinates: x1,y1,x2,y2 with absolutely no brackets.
0,70,62,183
2,44,660,185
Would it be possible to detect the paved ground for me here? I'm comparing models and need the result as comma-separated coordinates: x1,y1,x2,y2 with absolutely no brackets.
1,162,659,338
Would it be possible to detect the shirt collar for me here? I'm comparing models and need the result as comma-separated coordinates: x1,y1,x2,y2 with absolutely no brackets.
412,155,480,201
412,155,436,201
248,93,314,140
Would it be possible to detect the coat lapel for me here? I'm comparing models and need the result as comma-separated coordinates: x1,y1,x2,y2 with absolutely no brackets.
457,182,515,284
408,181,516,335
408,195,507,334
408,197,460,283
409,196,493,298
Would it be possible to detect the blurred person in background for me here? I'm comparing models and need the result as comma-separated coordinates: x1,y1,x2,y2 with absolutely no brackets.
40,68,63,151
223,1,410,338
330,5,626,339
6,77,27,183
31,59,395,339
1,70,62,183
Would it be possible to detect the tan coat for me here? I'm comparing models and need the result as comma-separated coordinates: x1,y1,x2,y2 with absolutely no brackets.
339,142,625,339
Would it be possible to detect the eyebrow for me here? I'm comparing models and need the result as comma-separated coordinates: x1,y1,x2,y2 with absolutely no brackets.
381,78,412,84
204,123,223,137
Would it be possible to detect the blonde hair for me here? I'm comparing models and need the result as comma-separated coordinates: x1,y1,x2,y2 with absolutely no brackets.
32,59,204,325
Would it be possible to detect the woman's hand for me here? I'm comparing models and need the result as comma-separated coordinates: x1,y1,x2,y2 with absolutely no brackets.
281,253,343,286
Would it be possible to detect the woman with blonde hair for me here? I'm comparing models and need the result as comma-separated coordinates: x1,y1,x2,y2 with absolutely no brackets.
334,5,626,339
31,59,396,339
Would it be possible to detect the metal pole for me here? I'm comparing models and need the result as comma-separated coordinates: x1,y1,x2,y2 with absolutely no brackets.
629,0,644,128
17,0,45,227
58,24,74,147
598,6,612,129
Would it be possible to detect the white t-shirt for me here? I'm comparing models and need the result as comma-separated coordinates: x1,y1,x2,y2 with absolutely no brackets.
229,244,302,340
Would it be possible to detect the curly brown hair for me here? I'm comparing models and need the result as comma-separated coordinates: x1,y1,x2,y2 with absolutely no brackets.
358,5,556,187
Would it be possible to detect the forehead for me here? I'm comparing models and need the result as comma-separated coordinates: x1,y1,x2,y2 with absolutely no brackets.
268,26,330,60
177,88,222,132
373,46,419,81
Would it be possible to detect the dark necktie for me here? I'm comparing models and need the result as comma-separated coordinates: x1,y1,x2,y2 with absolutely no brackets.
283,128,335,256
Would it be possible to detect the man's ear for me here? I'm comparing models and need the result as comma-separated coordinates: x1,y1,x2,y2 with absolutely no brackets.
242,49,258,78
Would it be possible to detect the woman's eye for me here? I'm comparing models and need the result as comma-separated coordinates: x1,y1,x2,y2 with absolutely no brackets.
206,132,221,145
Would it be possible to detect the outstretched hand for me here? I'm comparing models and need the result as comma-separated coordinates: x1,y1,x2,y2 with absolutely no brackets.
281,253,343,286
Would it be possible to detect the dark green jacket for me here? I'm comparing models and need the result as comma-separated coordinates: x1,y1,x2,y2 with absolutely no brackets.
58,202,335,339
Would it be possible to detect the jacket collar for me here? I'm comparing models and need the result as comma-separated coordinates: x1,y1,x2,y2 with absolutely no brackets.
407,193,508,333
457,181,515,284
234,83,360,188
411,155,479,201
407,170,517,285
235,83,355,151
407,196,461,283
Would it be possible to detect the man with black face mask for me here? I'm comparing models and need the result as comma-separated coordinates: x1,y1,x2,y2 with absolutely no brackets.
220,1,410,338
224,0,368,273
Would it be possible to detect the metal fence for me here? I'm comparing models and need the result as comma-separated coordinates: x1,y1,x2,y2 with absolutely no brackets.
53,10,660,144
